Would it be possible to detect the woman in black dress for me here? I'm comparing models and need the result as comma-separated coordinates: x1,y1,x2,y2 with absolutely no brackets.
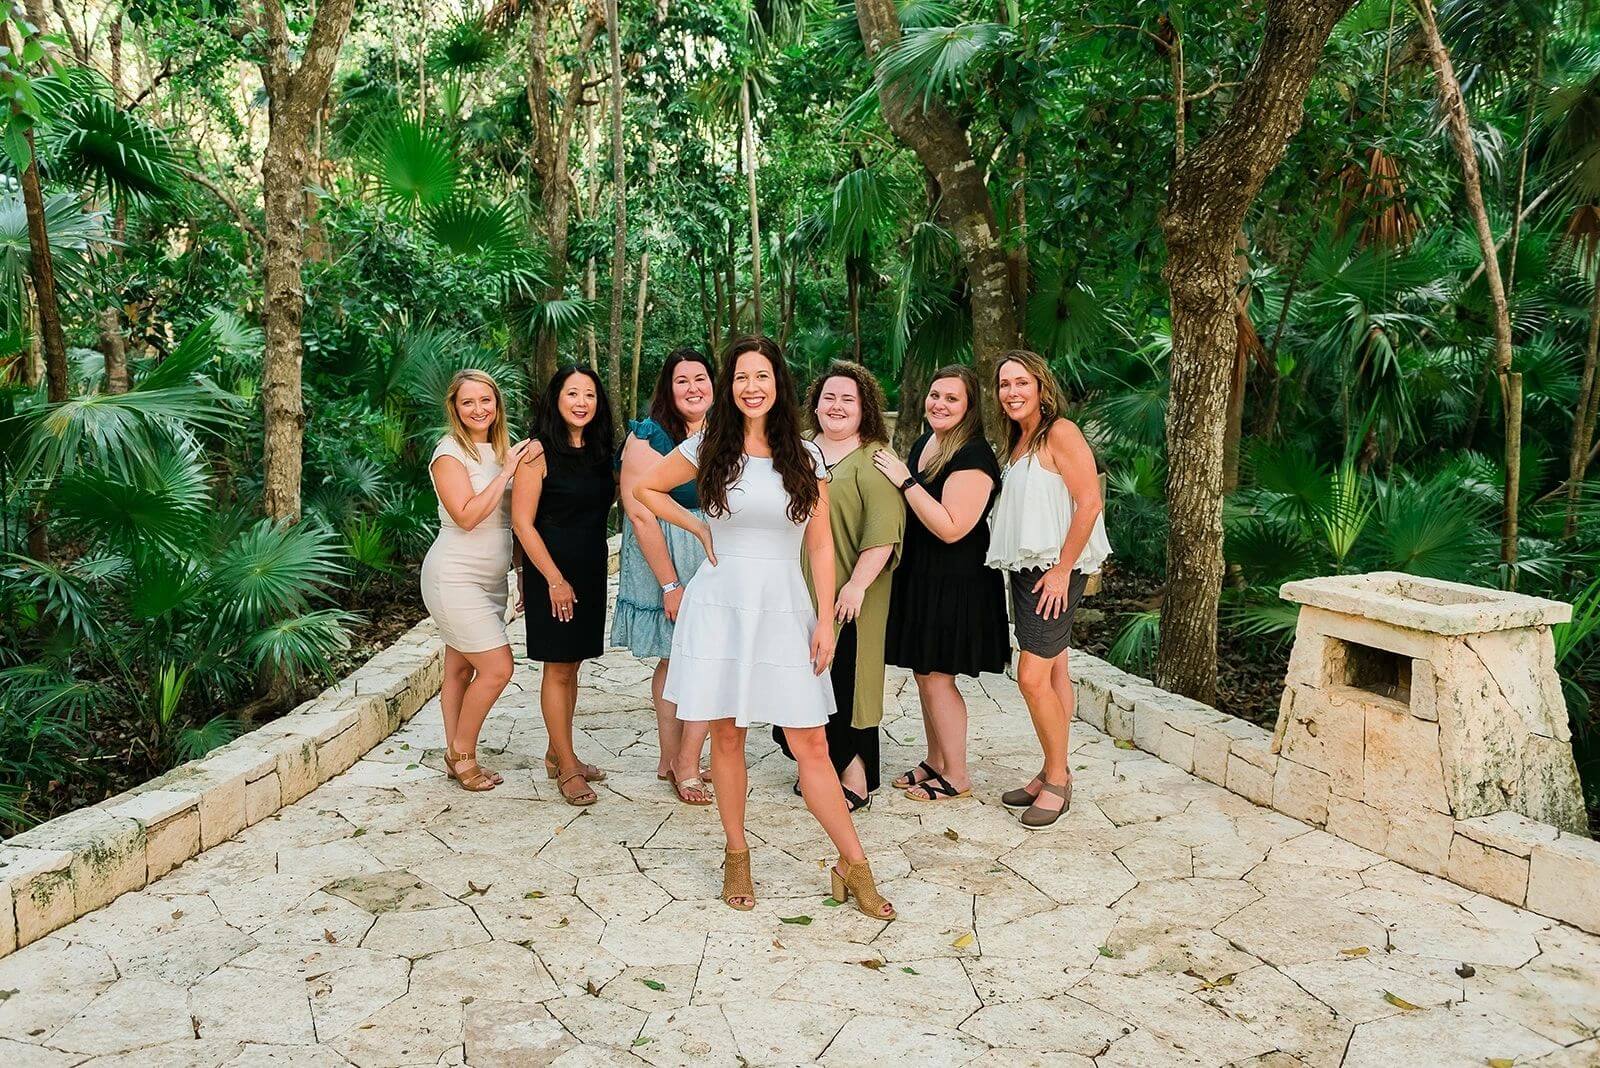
512,366,617,806
873,365,1009,803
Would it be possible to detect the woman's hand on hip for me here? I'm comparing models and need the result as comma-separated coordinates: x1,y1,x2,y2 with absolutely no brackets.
694,520,717,567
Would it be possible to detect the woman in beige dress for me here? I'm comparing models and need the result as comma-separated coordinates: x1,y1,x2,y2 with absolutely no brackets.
421,370,530,792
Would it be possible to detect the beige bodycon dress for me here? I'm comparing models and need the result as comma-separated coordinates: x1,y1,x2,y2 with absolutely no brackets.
420,436,513,653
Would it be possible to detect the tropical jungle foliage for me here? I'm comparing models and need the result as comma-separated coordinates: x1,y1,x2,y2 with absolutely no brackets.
1,0,1598,833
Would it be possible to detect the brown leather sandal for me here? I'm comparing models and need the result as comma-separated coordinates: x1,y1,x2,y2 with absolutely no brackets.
831,857,895,921
556,769,597,806
1019,780,1071,829
445,747,496,792
545,754,606,782
722,849,755,911
1003,770,1072,810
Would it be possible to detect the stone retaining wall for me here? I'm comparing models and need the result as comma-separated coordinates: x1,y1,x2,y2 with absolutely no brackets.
0,617,446,959
1068,648,1600,936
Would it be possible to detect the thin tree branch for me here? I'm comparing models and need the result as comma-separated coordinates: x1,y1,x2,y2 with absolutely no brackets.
1133,80,1238,104
180,166,265,246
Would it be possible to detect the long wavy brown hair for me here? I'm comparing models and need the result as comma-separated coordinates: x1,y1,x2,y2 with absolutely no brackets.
697,336,820,525
921,364,985,479
995,349,1066,458
805,360,889,445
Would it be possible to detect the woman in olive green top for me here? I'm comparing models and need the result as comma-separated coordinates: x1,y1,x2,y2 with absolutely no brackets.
773,362,906,809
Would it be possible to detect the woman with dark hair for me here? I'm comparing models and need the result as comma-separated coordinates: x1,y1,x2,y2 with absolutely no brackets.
772,361,904,810
988,350,1108,828
512,365,617,807
635,337,896,921
874,365,1009,805
614,347,716,805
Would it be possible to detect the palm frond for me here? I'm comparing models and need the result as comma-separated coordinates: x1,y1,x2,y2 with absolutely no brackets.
243,608,360,680
874,22,1013,108
209,520,348,626
45,94,186,205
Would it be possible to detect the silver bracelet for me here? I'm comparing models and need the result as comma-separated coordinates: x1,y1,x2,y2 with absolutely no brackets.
660,580,682,594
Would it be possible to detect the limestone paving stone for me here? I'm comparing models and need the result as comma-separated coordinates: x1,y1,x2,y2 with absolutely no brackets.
6,602,1600,1067
48,975,196,1056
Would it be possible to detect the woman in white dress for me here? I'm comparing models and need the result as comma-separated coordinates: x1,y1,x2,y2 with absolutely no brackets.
421,370,530,792
987,350,1109,828
634,336,896,920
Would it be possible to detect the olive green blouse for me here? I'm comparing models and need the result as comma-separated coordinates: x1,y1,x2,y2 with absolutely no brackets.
803,440,907,729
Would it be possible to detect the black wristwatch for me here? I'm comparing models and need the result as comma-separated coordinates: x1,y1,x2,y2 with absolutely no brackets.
898,474,917,492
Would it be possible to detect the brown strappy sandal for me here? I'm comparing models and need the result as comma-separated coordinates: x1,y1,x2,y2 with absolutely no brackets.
556,768,597,807
722,849,755,911
1019,780,1071,829
831,857,896,921
447,751,503,785
445,747,496,792
545,754,606,782
1003,770,1072,809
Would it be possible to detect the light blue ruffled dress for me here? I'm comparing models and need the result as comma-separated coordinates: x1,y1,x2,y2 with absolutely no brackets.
611,419,708,660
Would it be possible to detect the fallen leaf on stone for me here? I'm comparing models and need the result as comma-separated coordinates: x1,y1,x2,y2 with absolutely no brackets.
400,743,411,750
1340,947,1369,957
584,980,600,997
632,1037,652,1047
1455,963,1475,978
322,929,338,944
1184,969,1235,990
350,828,366,838
1097,945,1119,959
944,828,959,841
171,910,184,920
901,967,919,975
405,763,419,770
639,978,667,991
1486,1059,1514,1068
951,932,975,949
1382,991,1423,1011
552,917,570,928
0,989,16,1002
858,959,884,970
465,880,490,897
772,939,785,949
780,915,813,926
525,890,546,900
1113,739,1136,750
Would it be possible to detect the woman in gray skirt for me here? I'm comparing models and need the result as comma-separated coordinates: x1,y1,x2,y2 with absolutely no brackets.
986,350,1110,829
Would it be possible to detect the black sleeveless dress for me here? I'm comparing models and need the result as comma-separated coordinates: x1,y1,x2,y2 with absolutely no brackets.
884,432,1009,677
522,439,615,664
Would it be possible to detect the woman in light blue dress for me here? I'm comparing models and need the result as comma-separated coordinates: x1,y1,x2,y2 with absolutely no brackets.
614,348,715,805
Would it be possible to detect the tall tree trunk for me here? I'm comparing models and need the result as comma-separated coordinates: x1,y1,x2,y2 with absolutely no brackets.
1007,151,1030,316
1505,37,1543,298
18,136,67,407
740,75,764,333
527,3,606,388
1412,0,1520,580
1156,0,1355,704
1565,271,1600,537
847,260,862,362
258,0,357,523
630,251,650,420
854,0,1021,439
892,353,927,454
726,219,738,333
604,0,626,446
100,307,129,394
582,96,601,366
711,262,725,353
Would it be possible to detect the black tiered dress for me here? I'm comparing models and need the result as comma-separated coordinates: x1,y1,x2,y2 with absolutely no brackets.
522,439,616,664
884,432,1010,677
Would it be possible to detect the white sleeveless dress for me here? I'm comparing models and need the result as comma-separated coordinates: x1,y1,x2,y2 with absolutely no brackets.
421,436,513,652
664,434,835,729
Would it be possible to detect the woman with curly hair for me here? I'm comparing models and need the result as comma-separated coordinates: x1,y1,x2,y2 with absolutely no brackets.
634,337,897,921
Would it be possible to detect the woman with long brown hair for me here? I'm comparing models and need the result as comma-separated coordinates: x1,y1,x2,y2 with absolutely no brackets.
988,349,1108,828
635,337,896,920
614,347,716,805
772,361,904,809
512,366,618,807
874,365,1009,804
422,370,530,792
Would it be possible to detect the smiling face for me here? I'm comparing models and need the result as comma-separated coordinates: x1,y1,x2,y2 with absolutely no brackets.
924,375,970,434
731,349,776,421
814,375,863,440
672,360,713,423
453,377,499,439
996,359,1040,424
557,372,599,431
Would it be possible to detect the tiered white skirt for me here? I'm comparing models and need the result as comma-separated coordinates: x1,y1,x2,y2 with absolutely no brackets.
663,554,835,728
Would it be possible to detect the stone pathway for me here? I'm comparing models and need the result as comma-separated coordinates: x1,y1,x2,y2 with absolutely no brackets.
4,629,1600,1067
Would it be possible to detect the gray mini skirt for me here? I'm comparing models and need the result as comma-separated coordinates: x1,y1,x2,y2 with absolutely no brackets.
1009,567,1089,659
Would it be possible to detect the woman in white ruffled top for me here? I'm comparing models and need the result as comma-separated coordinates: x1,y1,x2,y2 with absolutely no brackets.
986,350,1110,829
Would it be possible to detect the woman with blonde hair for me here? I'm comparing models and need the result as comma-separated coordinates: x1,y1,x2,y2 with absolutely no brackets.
873,365,1009,804
422,369,531,792
987,349,1109,828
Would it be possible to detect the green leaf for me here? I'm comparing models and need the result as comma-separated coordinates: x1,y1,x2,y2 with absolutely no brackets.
638,978,667,991
632,1037,652,1047
1382,991,1423,1011
779,915,813,926
822,897,841,907
1113,739,1137,750
901,966,919,975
